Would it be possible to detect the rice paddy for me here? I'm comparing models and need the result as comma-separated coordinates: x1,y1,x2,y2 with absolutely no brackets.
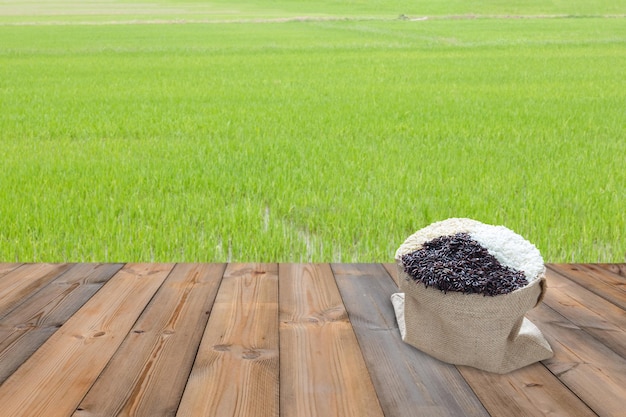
1,1,625,262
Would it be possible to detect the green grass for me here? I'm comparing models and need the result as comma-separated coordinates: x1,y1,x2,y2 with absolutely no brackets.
1,0,625,23
1,2,625,262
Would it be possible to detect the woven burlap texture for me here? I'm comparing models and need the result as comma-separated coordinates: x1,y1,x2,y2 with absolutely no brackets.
395,265,553,374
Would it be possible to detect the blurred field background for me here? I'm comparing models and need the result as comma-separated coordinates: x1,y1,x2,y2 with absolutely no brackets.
1,1,625,262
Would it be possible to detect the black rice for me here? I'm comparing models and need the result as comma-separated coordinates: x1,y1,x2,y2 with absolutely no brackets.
401,233,528,296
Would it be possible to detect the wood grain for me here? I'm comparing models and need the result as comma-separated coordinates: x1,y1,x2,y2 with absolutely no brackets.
0,263,174,417
0,263,73,319
332,263,489,417
383,262,414,290
1,263,624,417
458,362,597,417
176,263,279,417
0,263,22,278
548,264,626,309
543,267,626,358
579,263,626,289
74,263,225,417
527,303,626,416
596,263,626,279
382,262,399,287
0,263,123,384
279,263,384,417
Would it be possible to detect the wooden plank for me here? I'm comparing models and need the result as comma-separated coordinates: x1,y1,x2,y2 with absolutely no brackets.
543,268,626,358
279,263,384,417
331,263,489,417
578,263,626,290
0,263,22,278
526,303,626,416
176,263,279,417
548,264,626,309
595,263,626,279
74,263,226,417
0,263,123,384
382,262,399,287
0,263,174,417
584,263,626,285
458,362,597,417
0,263,73,319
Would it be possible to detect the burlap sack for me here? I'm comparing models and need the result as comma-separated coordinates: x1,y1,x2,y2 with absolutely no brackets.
391,218,553,374
394,266,552,373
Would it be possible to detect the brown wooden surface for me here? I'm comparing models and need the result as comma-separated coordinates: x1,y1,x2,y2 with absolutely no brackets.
596,263,626,279
0,263,123,385
177,263,278,417
75,263,225,417
0,263,22,278
0,263,73,319
0,263,174,417
0,263,624,417
279,263,383,417
548,264,626,309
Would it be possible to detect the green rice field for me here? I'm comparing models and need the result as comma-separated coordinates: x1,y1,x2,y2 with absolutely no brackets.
1,1,625,262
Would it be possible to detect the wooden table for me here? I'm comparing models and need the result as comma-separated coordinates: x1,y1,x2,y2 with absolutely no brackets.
0,263,624,416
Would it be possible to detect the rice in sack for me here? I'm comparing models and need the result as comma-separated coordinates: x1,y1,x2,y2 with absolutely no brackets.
390,218,553,374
